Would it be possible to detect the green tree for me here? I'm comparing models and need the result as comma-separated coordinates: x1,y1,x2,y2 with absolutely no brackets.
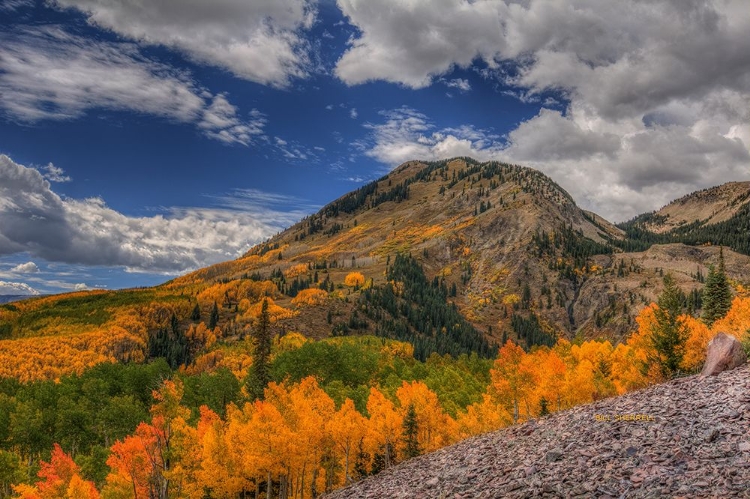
247,298,271,401
650,274,690,377
190,302,201,321
208,301,220,329
702,247,732,326
401,403,420,459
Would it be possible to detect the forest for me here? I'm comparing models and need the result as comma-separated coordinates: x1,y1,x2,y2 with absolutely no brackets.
1,250,748,498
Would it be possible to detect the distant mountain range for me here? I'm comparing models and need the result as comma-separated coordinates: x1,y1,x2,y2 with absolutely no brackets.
5,157,750,357
0,295,39,305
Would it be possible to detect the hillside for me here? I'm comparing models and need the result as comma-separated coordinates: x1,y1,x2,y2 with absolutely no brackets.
618,181,750,255
326,363,750,499
169,158,750,345
3,158,750,380
635,181,750,234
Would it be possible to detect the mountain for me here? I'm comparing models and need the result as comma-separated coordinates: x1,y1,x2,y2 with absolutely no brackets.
629,181,750,234
325,363,750,499
617,181,750,255
3,158,750,372
172,158,750,348
0,295,36,305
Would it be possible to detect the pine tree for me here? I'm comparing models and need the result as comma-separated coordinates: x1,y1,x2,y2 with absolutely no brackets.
702,247,732,325
402,403,420,459
208,301,219,330
247,298,271,401
190,302,201,321
650,274,690,377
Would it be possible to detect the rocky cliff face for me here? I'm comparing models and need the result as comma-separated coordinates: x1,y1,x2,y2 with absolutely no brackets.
325,364,750,498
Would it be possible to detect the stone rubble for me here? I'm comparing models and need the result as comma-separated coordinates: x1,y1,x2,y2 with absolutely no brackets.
325,364,750,498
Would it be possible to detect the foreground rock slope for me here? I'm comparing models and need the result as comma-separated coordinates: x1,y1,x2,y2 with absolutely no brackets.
327,364,750,498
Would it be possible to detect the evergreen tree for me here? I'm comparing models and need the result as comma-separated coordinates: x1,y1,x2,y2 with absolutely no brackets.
247,299,271,401
539,397,550,417
208,301,219,330
650,274,690,377
402,404,420,459
190,303,201,321
702,247,732,326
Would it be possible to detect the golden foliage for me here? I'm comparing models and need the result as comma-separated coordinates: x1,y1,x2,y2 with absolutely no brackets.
197,280,277,308
344,272,366,287
284,263,310,279
242,298,298,323
291,288,329,308
0,327,146,382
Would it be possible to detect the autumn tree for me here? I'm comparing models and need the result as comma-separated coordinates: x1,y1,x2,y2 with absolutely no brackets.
344,272,365,288
702,247,732,325
247,299,272,402
490,341,534,424
15,443,99,499
327,399,367,485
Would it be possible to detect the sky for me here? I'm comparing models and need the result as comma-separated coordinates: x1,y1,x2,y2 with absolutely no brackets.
0,0,748,295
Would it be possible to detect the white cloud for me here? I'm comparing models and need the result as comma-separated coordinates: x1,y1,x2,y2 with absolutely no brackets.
0,27,265,146
339,0,750,220
350,108,358,119
336,0,506,88
0,281,39,296
199,96,266,146
73,283,89,291
10,262,39,273
50,0,317,87
443,78,471,92
362,107,504,167
40,163,71,183
0,154,310,273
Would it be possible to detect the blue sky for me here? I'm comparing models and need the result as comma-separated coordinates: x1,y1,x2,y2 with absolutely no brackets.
1,0,748,295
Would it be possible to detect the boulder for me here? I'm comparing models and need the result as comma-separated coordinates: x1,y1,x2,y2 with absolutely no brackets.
700,332,747,376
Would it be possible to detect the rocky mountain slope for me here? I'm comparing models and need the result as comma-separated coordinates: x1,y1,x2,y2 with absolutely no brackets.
326,364,750,498
5,158,750,364
172,158,750,346
635,181,750,234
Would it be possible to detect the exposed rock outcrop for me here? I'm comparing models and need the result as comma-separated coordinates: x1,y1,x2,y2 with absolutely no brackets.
701,332,747,376
326,365,750,498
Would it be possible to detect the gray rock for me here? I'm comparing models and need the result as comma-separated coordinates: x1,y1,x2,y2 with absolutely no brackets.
700,332,747,376
545,448,563,463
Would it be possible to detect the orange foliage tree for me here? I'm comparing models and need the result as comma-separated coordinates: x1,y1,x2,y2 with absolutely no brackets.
344,272,365,288
12,444,98,499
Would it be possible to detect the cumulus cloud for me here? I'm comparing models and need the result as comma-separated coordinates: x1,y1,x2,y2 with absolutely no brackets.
336,0,505,88
350,108,358,119
40,163,71,183
0,281,39,296
0,27,265,146
341,0,750,220
0,154,309,273
362,107,504,167
50,0,317,87
10,262,39,273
